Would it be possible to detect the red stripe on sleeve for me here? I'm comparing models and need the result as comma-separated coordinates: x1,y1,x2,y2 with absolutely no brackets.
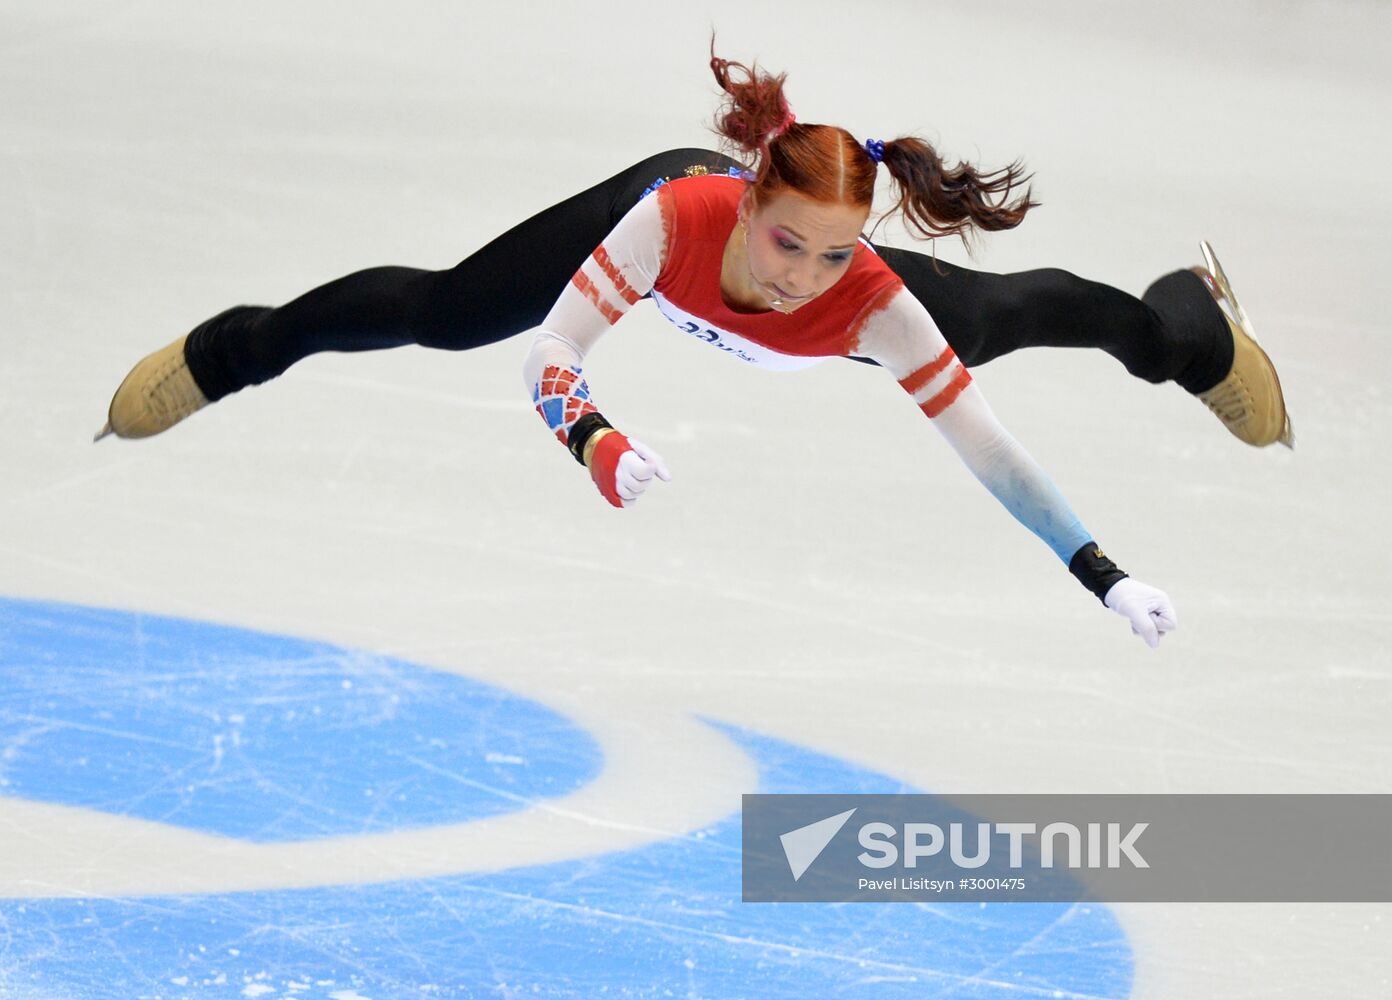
592,246,642,306
919,366,973,418
570,271,625,325
898,348,959,396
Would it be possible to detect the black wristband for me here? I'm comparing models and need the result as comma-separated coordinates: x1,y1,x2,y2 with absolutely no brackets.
1069,542,1129,604
566,412,613,465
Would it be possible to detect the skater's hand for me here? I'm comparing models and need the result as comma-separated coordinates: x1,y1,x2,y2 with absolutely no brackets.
1103,578,1177,649
587,431,671,508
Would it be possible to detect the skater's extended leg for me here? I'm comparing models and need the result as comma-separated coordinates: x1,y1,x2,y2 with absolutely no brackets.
872,245,1232,392
872,243,1290,447
99,148,738,438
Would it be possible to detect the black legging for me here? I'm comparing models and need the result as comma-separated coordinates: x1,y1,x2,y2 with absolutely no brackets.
185,148,1232,402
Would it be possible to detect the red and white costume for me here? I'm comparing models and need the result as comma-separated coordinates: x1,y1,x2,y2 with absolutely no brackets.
525,174,1090,562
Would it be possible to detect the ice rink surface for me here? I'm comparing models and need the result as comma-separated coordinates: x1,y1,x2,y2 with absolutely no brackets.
1,0,1389,996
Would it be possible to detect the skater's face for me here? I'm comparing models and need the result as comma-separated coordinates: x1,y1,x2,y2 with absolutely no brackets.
739,189,869,313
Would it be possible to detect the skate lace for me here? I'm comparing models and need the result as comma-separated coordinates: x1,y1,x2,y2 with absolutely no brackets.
144,355,202,418
1202,377,1251,425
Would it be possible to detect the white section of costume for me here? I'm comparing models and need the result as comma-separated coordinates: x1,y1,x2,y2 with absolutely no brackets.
648,290,828,371
522,188,667,391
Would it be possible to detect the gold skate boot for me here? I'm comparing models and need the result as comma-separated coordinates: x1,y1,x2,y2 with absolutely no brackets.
94,333,208,441
1192,240,1294,449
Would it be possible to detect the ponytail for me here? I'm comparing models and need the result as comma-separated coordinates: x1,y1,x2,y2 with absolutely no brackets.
709,45,794,160
707,44,1038,245
880,137,1037,243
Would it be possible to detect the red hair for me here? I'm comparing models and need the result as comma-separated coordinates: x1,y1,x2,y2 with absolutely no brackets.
710,48,1036,244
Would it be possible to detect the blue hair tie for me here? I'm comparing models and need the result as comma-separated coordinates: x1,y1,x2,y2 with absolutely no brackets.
863,138,885,164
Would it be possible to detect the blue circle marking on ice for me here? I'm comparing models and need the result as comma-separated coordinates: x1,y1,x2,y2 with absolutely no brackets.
0,597,601,839
0,597,1133,997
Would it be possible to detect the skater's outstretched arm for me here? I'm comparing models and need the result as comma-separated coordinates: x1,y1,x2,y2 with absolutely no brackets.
855,288,1178,647
521,180,673,508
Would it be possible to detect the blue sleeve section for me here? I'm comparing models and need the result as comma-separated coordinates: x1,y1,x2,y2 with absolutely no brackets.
539,397,565,431
974,459,1092,564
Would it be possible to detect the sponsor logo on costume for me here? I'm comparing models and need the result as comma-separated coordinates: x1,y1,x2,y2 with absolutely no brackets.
650,291,831,373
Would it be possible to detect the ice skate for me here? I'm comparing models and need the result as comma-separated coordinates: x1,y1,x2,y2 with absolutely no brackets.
94,333,208,441
1191,240,1294,449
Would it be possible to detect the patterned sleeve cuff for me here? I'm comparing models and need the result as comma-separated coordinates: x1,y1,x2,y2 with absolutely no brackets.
533,364,598,447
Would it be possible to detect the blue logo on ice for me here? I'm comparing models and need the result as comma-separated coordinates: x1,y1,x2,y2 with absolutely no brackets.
0,598,600,839
0,596,1134,998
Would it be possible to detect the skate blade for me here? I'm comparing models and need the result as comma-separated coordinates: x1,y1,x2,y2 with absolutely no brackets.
1198,240,1258,341
1279,414,1295,450
93,422,113,442
1200,239,1296,451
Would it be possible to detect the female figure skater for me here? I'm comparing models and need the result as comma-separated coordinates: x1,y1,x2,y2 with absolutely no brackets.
95,54,1293,647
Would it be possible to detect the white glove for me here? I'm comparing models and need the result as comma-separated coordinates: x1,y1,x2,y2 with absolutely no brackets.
614,437,672,506
1103,578,1178,649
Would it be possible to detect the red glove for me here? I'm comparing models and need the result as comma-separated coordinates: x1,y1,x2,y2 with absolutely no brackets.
587,431,672,508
